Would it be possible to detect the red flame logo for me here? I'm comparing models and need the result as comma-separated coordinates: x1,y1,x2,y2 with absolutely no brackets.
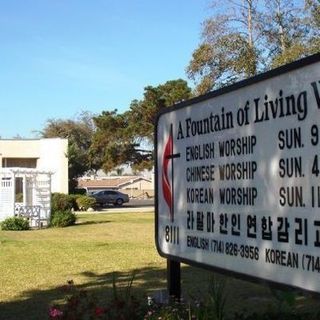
162,133,173,221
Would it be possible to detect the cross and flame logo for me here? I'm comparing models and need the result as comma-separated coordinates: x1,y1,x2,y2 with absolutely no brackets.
161,124,180,222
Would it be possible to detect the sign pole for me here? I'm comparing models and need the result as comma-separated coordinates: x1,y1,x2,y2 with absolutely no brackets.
167,258,181,300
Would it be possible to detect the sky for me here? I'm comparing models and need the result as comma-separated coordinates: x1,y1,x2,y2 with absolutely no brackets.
0,0,210,138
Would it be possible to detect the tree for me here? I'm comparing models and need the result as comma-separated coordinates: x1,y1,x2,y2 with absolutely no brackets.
187,0,319,94
128,79,192,141
187,0,260,95
259,0,311,68
305,0,320,54
90,79,192,173
89,110,137,173
41,111,96,191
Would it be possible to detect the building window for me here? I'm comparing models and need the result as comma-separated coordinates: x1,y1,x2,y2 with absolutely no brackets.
2,158,37,168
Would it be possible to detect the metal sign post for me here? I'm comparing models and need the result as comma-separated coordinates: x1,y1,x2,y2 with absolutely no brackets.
167,259,181,300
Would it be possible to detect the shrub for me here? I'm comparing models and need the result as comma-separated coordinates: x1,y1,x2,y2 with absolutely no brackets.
51,193,75,212
75,195,96,211
67,194,79,211
50,210,76,228
1,217,30,231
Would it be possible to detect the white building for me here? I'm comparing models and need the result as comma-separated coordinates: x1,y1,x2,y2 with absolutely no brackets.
0,168,52,226
0,138,68,193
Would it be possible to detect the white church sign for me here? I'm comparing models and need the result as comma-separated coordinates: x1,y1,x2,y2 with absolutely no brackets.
155,54,320,293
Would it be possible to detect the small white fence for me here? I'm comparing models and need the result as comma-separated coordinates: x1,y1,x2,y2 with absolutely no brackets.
0,168,52,228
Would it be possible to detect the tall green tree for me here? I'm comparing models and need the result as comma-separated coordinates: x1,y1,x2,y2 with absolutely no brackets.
187,0,319,94
187,0,260,95
89,110,136,173
90,79,192,173
41,111,96,191
305,0,320,53
128,79,192,141
260,0,311,68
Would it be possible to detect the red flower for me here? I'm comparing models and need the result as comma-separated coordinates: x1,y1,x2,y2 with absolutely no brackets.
49,307,63,318
95,307,105,316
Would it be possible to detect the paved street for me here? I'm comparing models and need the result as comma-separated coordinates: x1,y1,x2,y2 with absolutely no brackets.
124,198,154,208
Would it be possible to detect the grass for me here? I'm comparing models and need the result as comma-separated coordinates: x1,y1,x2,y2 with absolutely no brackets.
0,211,318,319
0,212,167,319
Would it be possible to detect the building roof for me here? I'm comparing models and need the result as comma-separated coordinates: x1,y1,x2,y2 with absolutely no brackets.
78,176,151,189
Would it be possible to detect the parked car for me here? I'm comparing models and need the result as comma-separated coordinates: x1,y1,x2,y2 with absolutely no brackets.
90,189,129,207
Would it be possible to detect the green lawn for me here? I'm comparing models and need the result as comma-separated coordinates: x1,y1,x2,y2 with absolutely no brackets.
0,211,317,320
0,212,169,319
